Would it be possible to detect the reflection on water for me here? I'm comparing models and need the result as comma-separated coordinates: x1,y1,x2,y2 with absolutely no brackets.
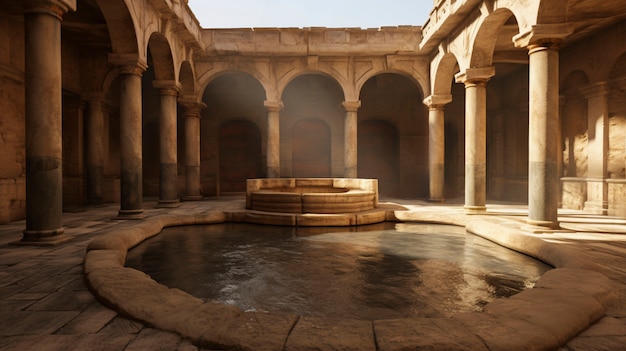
125,222,551,320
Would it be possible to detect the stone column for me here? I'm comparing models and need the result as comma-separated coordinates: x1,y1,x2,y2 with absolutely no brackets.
582,83,609,214
181,101,205,200
22,0,76,244
424,94,452,202
110,55,147,219
514,25,571,228
342,100,361,178
84,93,106,205
154,81,181,207
455,67,495,214
264,100,283,178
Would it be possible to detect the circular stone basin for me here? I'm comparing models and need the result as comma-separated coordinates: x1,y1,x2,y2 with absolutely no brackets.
246,178,379,214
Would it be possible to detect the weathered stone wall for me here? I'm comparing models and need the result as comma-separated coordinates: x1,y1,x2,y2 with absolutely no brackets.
559,20,626,212
0,13,25,223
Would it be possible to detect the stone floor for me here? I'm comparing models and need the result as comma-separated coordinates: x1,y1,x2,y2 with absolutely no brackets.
0,196,625,351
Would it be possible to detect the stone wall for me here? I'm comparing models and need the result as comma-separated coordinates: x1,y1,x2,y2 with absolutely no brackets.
0,13,25,224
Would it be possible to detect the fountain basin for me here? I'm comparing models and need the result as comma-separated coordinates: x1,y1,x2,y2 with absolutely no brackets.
246,178,378,214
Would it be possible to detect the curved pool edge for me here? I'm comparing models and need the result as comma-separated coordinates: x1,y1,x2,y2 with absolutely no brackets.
84,208,619,351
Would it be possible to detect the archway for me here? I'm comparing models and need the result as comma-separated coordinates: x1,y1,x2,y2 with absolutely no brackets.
359,73,427,197
281,74,344,177
201,72,267,195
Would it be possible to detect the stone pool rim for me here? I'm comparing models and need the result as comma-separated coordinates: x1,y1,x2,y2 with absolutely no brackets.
84,206,618,351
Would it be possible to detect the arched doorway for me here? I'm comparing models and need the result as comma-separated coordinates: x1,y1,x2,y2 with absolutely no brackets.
281,74,344,177
359,73,427,197
202,72,267,195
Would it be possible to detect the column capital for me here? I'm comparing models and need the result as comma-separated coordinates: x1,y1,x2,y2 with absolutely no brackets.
153,80,181,96
264,100,284,112
580,82,610,99
423,94,452,108
109,54,148,76
454,67,495,84
513,24,572,49
180,100,206,117
342,100,361,112
25,0,76,18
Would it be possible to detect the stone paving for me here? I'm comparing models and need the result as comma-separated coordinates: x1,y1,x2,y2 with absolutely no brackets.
0,196,625,350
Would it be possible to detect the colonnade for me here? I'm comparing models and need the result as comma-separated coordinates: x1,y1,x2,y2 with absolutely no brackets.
19,1,578,243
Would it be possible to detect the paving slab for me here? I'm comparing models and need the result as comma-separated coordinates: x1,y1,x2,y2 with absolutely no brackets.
124,328,183,351
55,302,118,334
0,311,80,335
373,317,489,351
284,316,375,351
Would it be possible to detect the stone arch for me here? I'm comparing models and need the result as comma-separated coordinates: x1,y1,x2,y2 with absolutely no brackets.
356,66,428,101
281,74,344,177
432,53,460,96
358,72,428,197
95,0,139,54
470,8,519,68
535,0,573,24
147,33,176,81
178,61,197,97
198,66,272,102
278,71,347,103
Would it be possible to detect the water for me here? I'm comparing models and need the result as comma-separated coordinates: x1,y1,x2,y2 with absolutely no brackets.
125,222,551,320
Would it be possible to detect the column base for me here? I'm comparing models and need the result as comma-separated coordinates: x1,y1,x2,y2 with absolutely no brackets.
524,218,560,232
464,205,486,214
182,195,203,201
17,228,72,246
116,209,145,220
583,201,608,215
157,199,181,208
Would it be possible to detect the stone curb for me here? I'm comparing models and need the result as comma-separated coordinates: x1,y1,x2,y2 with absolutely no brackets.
83,209,619,351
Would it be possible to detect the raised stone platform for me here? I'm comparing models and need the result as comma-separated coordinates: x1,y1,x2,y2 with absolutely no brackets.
246,178,378,213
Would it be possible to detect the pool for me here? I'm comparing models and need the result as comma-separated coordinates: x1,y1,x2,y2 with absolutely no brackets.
126,222,551,320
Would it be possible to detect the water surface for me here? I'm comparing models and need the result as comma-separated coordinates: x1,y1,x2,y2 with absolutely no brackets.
126,222,551,320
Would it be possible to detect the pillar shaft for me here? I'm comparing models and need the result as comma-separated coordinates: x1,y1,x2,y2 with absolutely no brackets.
265,101,283,178
464,80,488,212
343,100,361,178
85,94,105,205
111,57,147,218
455,68,494,213
181,101,205,200
22,1,73,243
429,106,445,201
527,44,560,227
424,94,452,202
155,82,180,207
